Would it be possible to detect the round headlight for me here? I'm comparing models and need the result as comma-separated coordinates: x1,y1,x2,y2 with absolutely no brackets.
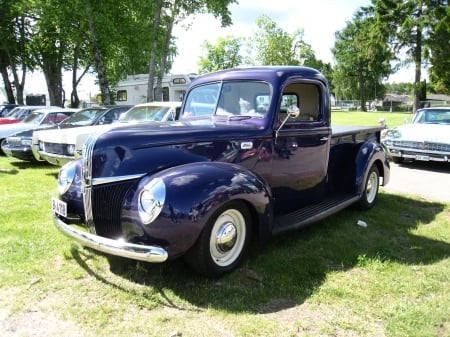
386,129,401,138
57,160,77,195
138,178,166,224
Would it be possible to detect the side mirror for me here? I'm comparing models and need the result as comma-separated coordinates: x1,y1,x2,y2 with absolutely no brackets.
276,105,300,138
287,105,300,119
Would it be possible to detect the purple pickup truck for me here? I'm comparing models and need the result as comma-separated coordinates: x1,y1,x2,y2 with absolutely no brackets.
52,66,390,277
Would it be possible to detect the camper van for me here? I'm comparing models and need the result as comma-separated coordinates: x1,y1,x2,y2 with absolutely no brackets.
115,73,196,106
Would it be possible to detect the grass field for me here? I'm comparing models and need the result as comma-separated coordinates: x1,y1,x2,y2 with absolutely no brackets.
0,111,448,337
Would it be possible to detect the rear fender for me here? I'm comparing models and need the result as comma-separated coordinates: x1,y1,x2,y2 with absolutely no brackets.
122,162,272,259
354,141,389,195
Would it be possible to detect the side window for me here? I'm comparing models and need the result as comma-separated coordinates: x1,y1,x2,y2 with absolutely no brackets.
280,83,321,126
117,90,127,102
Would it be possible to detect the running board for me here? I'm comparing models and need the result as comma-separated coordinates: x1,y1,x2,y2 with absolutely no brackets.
273,194,360,235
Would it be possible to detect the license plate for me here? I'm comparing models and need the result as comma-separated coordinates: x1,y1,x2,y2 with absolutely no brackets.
52,197,67,217
416,155,430,161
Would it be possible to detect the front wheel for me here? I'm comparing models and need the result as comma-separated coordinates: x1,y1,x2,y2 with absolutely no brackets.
185,201,252,277
358,164,380,210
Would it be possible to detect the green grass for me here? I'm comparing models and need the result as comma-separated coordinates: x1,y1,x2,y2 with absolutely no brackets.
331,110,412,128
0,112,449,336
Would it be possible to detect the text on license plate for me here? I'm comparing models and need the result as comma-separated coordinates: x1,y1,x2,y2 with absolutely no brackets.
52,198,67,217
416,155,430,161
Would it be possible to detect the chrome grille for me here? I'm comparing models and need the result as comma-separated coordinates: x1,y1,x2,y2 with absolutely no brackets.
392,140,450,153
91,181,134,238
7,137,21,146
81,134,100,232
42,142,67,154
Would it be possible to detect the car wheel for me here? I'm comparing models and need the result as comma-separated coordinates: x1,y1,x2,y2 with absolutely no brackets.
358,164,380,210
185,201,252,277
0,138,7,155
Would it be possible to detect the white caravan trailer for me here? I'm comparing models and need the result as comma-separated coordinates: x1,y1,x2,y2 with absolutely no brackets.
115,73,196,105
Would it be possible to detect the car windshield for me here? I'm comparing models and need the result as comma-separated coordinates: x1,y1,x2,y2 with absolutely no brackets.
413,109,450,125
119,106,172,122
4,107,24,118
22,111,47,124
61,108,105,126
181,81,271,119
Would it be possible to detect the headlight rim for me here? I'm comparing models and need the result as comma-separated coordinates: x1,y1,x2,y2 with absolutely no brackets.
57,160,77,195
138,178,166,225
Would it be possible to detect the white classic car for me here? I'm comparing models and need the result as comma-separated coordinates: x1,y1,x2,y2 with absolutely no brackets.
32,101,182,166
383,107,450,163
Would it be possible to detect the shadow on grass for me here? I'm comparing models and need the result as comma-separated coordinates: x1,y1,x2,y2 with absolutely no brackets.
70,192,449,313
8,157,60,178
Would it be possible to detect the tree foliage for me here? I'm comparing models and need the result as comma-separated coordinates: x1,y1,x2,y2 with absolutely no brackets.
427,3,450,93
332,8,392,110
0,0,236,106
371,0,448,111
197,36,243,73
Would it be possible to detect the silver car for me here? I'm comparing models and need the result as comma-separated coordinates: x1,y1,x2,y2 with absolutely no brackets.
383,107,450,163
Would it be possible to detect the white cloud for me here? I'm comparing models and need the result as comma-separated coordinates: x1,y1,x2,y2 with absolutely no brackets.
171,0,372,73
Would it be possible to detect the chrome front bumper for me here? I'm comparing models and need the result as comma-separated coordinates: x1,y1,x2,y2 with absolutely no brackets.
53,215,168,263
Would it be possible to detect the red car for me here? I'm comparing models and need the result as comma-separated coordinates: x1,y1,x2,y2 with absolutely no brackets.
0,105,59,125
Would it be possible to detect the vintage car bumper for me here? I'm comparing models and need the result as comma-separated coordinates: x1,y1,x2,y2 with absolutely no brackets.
39,151,74,166
387,147,449,162
53,215,169,263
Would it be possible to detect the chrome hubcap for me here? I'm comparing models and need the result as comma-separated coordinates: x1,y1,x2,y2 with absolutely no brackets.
215,222,237,253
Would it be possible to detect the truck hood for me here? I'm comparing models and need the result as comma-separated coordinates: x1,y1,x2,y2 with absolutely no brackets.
89,119,268,179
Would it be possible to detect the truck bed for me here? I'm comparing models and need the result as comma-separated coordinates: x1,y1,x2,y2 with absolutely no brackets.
332,125,383,137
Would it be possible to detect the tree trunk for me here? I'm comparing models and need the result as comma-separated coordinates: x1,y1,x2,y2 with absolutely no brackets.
0,64,16,103
156,15,175,101
85,3,111,105
70,46,81,108
42,58,63,107
147,0,163,102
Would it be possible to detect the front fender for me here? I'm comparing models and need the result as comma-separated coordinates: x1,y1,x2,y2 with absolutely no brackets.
355,141,390,195
122,162,272,259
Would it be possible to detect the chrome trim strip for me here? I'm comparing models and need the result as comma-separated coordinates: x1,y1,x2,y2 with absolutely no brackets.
91,174,146,186
53,216,168,263
81,134,99,231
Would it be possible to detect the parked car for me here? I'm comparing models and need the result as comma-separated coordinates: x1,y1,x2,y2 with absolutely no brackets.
0,108,77,155
0,104,20,117
34,101,180,166
0,105,60,125
2,106,130,161
383,107,450,163
51,66,389,277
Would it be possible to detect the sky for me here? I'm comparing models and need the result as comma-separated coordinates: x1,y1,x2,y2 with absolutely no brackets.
2,0,415,103
171,0,414,82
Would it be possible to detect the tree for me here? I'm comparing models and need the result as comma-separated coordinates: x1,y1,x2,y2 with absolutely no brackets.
198,36,243,73
0,0,34,105
146,0,237,102
428,3,450,94
332,8,392,110
372,0,448,112
251,15,311,66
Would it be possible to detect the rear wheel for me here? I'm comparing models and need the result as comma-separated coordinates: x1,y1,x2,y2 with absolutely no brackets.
185,201,252,277
358,164,380,210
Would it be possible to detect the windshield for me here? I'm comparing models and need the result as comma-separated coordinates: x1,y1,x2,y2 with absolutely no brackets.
22,111,46,124
61,108,105,126
181,81,271,119
5,107,26,118
119,106,172,122
413,109,450,125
